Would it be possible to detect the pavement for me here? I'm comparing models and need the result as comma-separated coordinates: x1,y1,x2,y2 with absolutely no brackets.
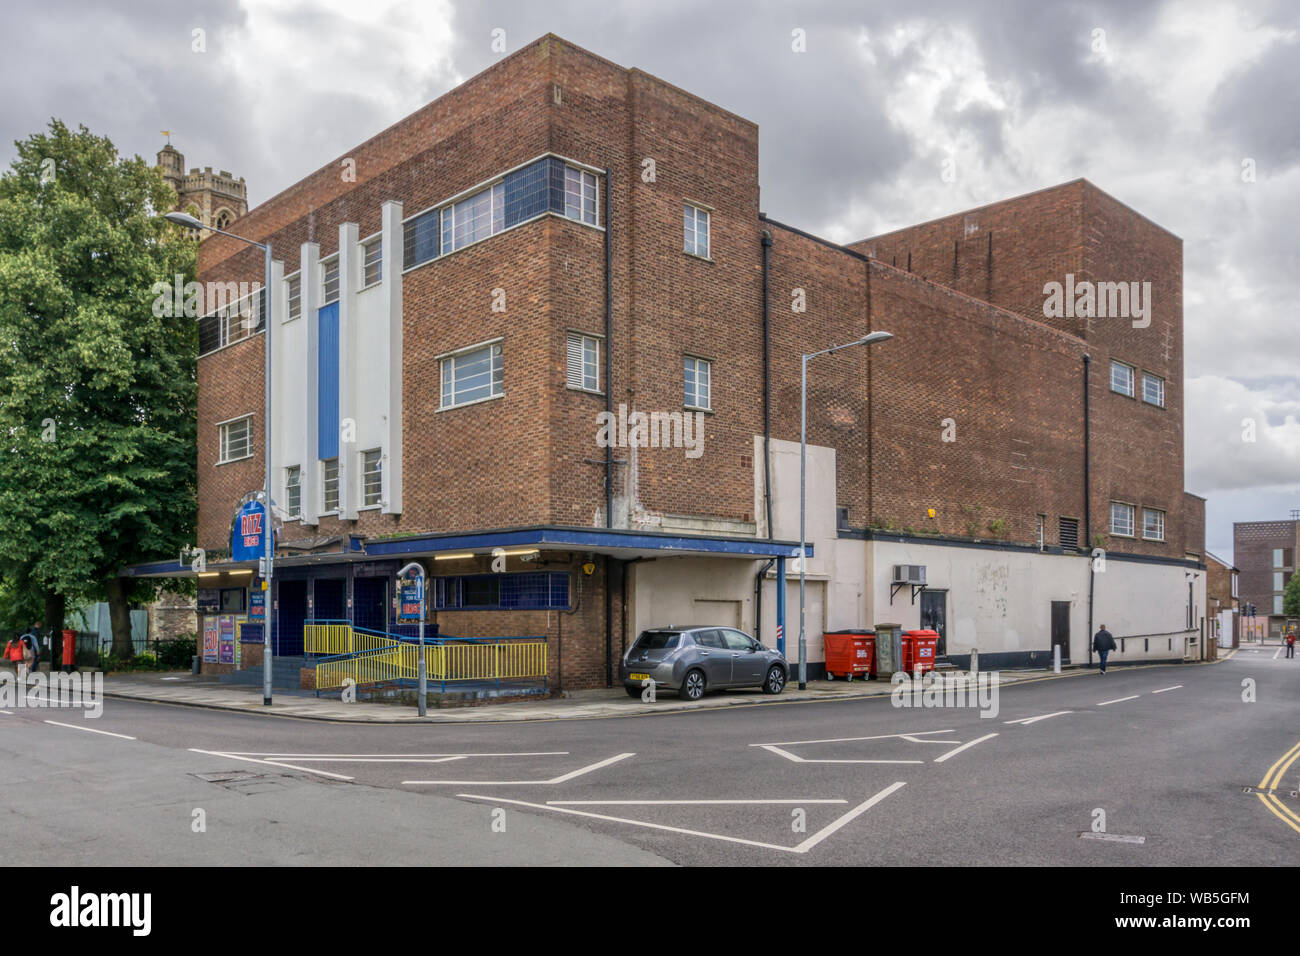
87,658,1212,722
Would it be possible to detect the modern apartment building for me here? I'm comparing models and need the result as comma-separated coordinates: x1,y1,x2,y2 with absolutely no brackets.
1233,518,1300,638
126,35,1207,689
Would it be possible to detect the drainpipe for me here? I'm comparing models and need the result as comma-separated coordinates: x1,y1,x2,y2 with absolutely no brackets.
762,230,774,541
754,557,775,644
757,230,776,648
604,167,614,529
1084,353,1094,666
604,168,614,686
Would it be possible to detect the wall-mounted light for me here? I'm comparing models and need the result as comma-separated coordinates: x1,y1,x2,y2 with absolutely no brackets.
434,552,475,561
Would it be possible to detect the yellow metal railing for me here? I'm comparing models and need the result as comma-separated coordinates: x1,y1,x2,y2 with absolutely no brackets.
303,622,401,655
313,639,548,692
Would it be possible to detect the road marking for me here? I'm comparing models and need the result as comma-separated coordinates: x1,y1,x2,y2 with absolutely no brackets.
933,732,998,763
1080,832,1146,844
754,729,954,747
403,752,635,786
1004,711,1072,725
758,744,923,765
754,730,956,765
188,748,354,781
1273,648,1282,660
1097,695,1139,706
459,782,906,854
1150,685,1182,694
0,710,12,715
547,799,849,806
1256,740,1300,836
44,720,135,740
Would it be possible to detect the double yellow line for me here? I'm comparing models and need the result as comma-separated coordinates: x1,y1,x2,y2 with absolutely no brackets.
1257,740,1300,835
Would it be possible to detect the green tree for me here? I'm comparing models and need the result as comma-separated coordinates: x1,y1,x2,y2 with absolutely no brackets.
1283,571,1300,618
0,120,197,658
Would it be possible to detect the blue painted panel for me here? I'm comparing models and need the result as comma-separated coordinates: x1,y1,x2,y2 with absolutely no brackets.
317,302,339,460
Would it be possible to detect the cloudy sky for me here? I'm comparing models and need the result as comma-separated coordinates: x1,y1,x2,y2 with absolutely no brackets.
3,0,1296,560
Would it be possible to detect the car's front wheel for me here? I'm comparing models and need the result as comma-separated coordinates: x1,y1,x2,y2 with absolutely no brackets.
762,665,786,695
679,669,706,701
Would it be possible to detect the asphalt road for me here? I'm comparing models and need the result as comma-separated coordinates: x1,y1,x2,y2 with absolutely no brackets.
2,651,1296,866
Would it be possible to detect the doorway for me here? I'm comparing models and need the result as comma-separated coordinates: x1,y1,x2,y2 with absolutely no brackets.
1050,601,1071,662
919,590,948,656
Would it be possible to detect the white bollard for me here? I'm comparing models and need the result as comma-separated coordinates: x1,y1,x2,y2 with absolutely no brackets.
1053,644,1061,674
970,647,979,676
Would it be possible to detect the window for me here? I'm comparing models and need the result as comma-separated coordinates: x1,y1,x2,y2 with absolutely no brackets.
1274,596,1284,616
1059,516,1079,550
1110,501,1135,537
286,274,301,322
445,184,503,253
720,629,757,652
1274,571,1285,591
1110,360,1134,396
563,165,598,225
694,629,727,649
1142,507,1165,541
1142,372,1164,407
402,157,601,271
433,572,570,610
1274,548,1284,567
218,416,253,464
403,209,440,269
1274,548,1293,568
441,342,504,408
322,257,339,305
219,588,245,613
199,287,264,354
285,465,301,518
684,356,711,410
362,237,382,287
322,458,339,513
566,332,600,392
1037,514,1046,550
361,449,382,506
684,203,710,258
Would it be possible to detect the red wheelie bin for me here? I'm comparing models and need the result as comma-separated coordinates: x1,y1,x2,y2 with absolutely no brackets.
823,629,876,681
900,628,940,674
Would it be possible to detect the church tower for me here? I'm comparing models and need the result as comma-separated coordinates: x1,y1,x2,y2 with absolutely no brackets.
156,136,247,229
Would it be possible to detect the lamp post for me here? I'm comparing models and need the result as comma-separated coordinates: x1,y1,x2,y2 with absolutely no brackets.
163,211,275,706
799,331,893,689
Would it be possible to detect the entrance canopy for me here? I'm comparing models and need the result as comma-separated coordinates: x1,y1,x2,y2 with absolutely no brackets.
121,525,810,578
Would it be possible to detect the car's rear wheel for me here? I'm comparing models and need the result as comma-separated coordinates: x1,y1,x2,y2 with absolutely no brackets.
679,669,705,701
762,665,786,695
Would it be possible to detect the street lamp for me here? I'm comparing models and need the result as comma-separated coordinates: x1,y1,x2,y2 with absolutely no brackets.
799,330,893,689
164,211,276,706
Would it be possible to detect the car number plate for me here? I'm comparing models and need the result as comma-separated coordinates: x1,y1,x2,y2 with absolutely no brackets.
629,673,651,681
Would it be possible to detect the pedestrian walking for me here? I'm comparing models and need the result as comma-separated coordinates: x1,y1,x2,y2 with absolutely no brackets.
1287,630,1296,659
4,636,23,673
1093,624,1116,673
18,628,40,679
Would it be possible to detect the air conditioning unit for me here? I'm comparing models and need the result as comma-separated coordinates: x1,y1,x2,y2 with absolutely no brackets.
892,564,926,586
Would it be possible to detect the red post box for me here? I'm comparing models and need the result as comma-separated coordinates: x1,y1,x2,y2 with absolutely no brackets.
61,629,76,671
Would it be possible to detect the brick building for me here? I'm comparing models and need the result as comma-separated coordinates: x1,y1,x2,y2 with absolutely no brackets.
1233,518,1299,638
126,35,1207,689
1205,551,1240,648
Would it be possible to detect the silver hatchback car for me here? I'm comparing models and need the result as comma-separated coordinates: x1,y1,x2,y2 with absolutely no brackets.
621,626,788,700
